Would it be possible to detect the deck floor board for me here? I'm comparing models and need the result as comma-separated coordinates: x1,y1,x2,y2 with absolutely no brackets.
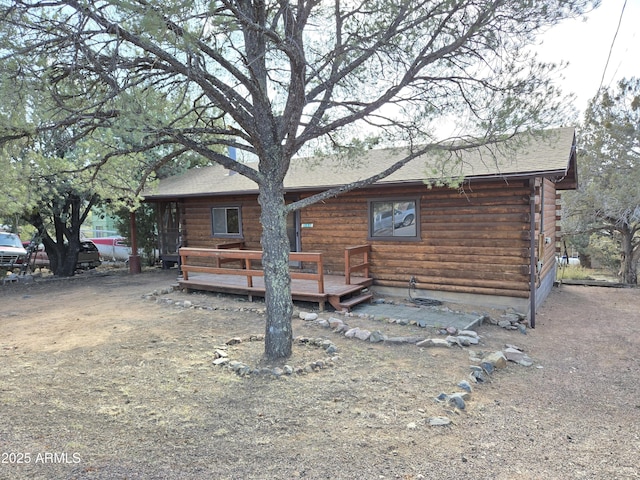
179,273,372,307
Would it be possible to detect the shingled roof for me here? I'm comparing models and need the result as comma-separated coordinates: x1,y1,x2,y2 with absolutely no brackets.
143,126,577,200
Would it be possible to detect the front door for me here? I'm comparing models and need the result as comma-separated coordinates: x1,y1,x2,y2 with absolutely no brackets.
287,210,300,253
286,203,301,267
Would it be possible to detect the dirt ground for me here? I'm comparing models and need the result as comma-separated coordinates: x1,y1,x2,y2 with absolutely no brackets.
0,267,639,480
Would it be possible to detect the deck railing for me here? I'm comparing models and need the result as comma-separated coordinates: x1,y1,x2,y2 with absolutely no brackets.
344,244,371,285
179,247,325,293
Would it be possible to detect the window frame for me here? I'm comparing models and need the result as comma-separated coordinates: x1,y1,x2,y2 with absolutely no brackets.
210,205,243,238
367,197,420,241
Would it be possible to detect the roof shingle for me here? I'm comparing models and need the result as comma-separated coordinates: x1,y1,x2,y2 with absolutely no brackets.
143,127,576,199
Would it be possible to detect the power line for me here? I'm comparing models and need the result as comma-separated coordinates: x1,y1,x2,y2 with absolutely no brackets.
598,0,628,93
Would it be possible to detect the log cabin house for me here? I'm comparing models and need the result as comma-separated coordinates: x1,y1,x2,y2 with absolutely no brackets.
143,127,577,325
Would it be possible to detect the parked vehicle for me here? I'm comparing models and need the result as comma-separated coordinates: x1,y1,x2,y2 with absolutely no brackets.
22,242,49,269
0,232,27,269
21,239,101,271
77,240,102,269
373,207,416,233
557,255,580,266
89,236,131,262
394,207,415,228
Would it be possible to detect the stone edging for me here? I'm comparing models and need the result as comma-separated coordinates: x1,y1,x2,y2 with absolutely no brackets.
211,335,339,378
143,289,535,426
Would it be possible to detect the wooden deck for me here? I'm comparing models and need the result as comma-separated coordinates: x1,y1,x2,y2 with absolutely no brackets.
179,272,372,311
177,245,373,311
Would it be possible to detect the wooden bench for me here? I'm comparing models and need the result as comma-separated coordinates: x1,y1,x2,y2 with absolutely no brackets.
214,241,245,268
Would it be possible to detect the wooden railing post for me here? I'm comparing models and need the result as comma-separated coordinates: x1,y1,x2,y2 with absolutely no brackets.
344,244,371,285
344,248,351,285
317,254,324,293
363,248,370,279
180,249,189,280
245,257,252,287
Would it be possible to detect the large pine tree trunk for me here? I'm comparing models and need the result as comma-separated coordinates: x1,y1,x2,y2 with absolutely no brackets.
40,229,80,277
59,237,81,276
28,194,88,277
259,180,294,359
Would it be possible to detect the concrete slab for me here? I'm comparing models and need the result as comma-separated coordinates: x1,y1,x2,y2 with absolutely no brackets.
351,302,483,331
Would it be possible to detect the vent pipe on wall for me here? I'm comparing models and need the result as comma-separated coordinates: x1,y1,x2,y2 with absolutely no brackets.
226,146,237,176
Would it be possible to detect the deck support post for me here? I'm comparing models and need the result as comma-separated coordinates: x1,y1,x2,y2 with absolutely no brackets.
128,210,142,274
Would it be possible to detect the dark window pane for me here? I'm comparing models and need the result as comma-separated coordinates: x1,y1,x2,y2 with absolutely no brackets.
226,208,240,234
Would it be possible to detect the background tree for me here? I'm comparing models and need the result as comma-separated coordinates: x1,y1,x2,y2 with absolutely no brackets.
1,0,595,357
0,120,154,276
0,110,102,275
112,204,156,266
111,149,215,266
0,73,211,275
563,77,640,284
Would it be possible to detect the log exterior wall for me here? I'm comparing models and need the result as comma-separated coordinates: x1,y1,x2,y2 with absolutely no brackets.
173,177,565,302
181,194,262,250
534,178,560,307
300,180,532,298
538,178,559,281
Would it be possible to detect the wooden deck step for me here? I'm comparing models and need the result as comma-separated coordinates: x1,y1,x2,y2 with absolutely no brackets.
329,292,373,312
351,278,373,288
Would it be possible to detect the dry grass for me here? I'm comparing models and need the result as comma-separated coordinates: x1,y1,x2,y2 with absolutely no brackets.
1,269,638,479
556,264,595,280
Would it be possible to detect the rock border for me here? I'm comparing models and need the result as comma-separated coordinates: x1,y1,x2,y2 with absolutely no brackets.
211,334,339,378
143,289,535,425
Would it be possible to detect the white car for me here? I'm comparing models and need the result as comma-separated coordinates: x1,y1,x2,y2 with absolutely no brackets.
0,232,27,269
373,207,416,233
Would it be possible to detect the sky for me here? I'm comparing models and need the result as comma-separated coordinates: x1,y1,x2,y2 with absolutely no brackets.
536,0,640,118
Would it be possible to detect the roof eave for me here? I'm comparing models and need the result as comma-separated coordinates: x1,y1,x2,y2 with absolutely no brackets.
144,168,574,202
